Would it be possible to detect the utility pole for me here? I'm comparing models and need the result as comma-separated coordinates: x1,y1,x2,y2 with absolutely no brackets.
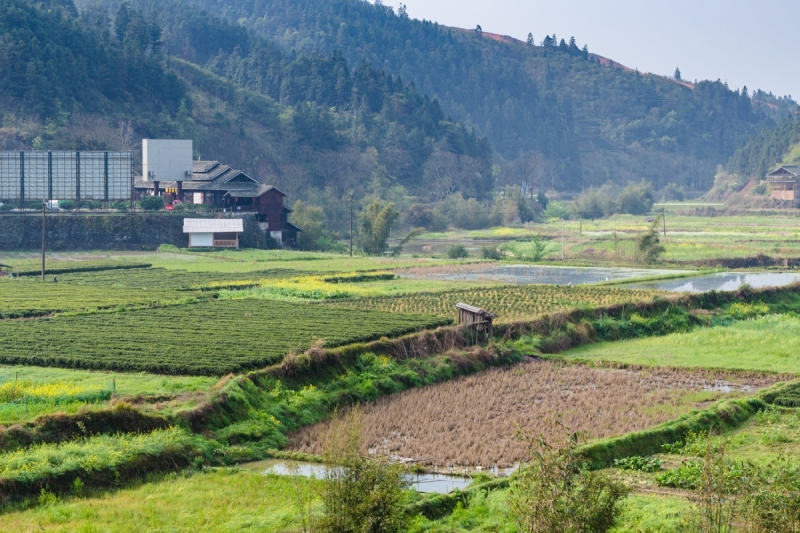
41,201,46,282
349,194,354,257
579,212,582,236
662,212,667,239
561,219,565,261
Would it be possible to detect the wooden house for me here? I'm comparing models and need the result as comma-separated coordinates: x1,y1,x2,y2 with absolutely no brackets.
456,302,496,336
183,218,243,248
765,166,800,200
136,160,301,247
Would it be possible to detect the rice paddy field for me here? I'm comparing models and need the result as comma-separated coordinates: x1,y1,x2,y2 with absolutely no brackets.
286,361,782,468
327,284,661,323
2,225,800,532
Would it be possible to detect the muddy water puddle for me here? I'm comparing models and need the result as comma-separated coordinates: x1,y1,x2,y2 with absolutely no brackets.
239,459,474,493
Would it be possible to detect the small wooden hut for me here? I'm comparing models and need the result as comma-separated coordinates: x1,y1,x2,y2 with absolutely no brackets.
456,302,497,336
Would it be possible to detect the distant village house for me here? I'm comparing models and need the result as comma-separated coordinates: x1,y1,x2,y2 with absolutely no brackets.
183,218,243,248
765,166,800,201
135,160,300,247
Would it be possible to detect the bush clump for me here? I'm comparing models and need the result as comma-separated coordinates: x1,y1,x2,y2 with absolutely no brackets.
613,456,662,472
138,196,165,211
447,244,469,259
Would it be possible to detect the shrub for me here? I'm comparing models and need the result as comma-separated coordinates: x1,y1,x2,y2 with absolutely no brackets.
542,201,571,220
618,180,655,215
500,234,554,262
139,196,165,211
402,204,445,232
613,456,662,472
318,407,408,533
111,201,129,211
57,199,75,210
481,246,502,260
434,195,497,230
660,182,685,202
447,245,469,259
85,201,104,210
509,429,629,533
636,214,665,264
728,301,770,320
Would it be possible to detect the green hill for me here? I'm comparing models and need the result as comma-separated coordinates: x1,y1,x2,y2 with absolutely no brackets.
727,115,800,179
0,0,493,236
118,0,796,193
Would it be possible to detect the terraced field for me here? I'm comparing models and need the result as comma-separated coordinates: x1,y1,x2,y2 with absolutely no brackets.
0,300,450,375
327,284,661,323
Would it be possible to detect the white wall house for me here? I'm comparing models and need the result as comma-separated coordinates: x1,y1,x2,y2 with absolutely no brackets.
183,218,244,248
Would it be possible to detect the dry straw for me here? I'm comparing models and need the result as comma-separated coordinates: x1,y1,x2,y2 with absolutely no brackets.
288,361,780,468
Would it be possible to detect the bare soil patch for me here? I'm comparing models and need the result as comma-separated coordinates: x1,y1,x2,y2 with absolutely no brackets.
287,361,781,468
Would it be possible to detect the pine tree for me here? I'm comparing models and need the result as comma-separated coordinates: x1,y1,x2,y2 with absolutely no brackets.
674,67,682,81
526,33,534,46
475,24,482,35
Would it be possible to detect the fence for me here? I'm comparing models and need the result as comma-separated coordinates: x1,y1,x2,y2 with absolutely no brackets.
0,151,133,204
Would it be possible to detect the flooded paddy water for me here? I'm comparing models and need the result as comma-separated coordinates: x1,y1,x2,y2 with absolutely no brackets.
239,459,473,494
398,263,687,285
399,263,800,293
624,271,800,292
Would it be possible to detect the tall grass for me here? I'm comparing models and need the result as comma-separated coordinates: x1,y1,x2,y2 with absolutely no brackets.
0,427,194,485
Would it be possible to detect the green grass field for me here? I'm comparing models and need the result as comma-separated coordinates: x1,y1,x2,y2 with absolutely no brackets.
2,230,800,530
418,213,800,263
563,314,800,374
0,469,316,532
0,466,692,533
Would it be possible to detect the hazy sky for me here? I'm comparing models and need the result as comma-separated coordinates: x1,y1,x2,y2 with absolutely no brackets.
394,0,798,100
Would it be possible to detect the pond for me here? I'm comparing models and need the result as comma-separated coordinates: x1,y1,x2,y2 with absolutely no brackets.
398,263,686,286
239,459,474,494
623,272,800,293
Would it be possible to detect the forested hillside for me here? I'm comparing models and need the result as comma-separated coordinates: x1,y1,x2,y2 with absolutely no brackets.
0,0,493,235
727,115,800,179
94,0,796,192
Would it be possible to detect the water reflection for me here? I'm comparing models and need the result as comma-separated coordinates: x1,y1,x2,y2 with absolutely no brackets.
400,264,684,285
240,459,474,494
625,272,800,293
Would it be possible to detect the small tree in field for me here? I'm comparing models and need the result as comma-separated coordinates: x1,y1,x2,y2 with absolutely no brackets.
637,214,665,264
318,407,408,533
359,200,399,255
509,426,629,533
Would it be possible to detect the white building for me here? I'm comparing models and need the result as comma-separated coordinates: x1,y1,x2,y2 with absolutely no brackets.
183,218,244,248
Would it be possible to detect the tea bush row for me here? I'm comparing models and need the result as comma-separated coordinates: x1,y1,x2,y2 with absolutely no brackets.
327,285,659,323
0,279,192,319
0,300,450,375
61,267,300,290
